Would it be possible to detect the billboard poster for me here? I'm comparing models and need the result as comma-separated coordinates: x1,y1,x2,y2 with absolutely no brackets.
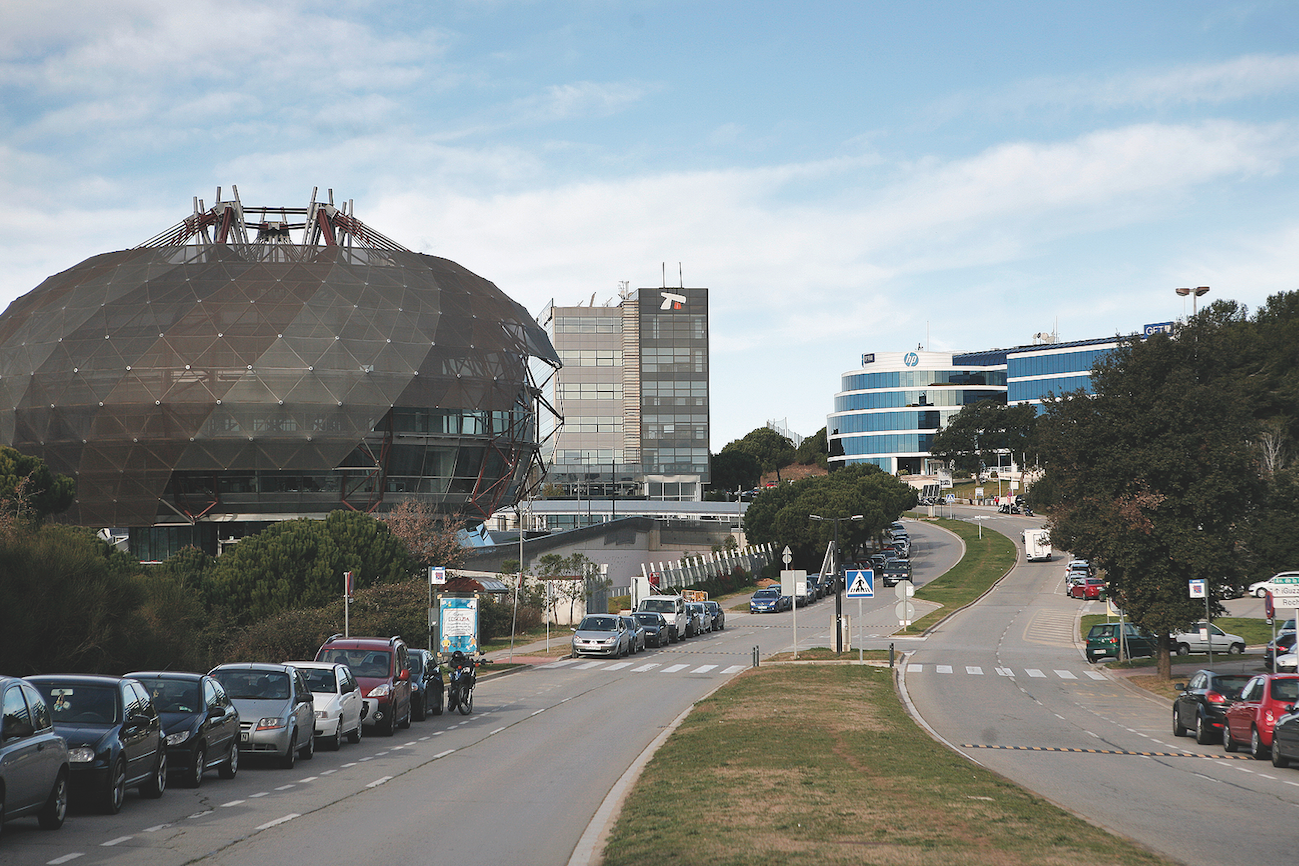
440,597,479,655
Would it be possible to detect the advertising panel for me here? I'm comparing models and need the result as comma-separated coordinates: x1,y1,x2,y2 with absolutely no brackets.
440,596,479,655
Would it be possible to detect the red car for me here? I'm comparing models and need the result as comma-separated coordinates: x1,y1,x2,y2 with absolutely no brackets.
315,635,412,736
1224,674,1299,759
1069,577,1106,600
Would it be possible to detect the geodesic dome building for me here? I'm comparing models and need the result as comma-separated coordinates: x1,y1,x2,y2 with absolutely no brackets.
0,189,560,558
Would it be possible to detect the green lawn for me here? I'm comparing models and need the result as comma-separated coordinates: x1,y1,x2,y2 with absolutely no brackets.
897,516,1018,635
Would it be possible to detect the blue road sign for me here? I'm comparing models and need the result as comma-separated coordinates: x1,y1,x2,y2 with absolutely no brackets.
846,569,874,598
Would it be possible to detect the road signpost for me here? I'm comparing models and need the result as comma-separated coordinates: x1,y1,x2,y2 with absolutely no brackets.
1189,579,1211,666
781,559,804,659
896,580,915,627
846,570,873,661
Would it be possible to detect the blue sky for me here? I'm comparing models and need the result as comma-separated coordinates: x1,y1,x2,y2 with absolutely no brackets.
3,1,1298,449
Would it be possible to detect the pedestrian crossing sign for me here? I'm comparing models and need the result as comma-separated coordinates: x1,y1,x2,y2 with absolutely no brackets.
846,569,874,598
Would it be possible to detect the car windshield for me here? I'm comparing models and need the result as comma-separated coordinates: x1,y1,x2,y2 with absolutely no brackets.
755,589,779,598
1213,675,1252,698
212,670,291,700
407,654,424,676
634,613,661,626
1090,625,1116,639
319,649,391,679
39,684,120,725
136,678,201,713
579,616,617,631
1272,680,1299,702
302,668,338,693
640,599,676,614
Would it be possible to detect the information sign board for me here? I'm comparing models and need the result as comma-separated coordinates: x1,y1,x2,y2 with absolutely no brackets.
846,570,874,598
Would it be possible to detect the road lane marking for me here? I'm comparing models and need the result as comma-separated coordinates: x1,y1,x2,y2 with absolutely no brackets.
275,785,295,790
907,663,923,672
543,659,579,668
366,776,393,788
298,776,318,782
936,665,953,673
143,824,171,832
255,814,300,831
575,661,605,670
722,665,748,674
490,727,505,735
996,668,1014,676
963,744,1251,759
434,749,455,758
1085,671,1106,680
1055,670,1077,679
1026,669,1046,677
691,665,718,674
220,800,245,807
101,836,133,846
606,662,632,670
249,792,268,798
47,855,83,864
966,666,983,675
661,664,688,673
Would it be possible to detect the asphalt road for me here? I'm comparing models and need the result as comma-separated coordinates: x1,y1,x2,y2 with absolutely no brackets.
903,506,1298,866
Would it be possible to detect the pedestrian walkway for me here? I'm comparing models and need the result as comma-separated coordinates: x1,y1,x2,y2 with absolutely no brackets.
905,663,1108,681
541,658,750,676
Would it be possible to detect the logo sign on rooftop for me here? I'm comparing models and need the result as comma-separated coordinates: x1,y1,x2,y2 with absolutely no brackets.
904,352,919,367
1143,322,1175,338
659,291,686,311
861,353,875,366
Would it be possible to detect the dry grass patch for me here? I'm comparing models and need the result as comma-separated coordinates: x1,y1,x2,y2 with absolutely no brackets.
602,665,1174,866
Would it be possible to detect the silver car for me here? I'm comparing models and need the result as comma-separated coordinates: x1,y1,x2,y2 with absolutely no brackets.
571,614,631,658
1,675,68,834
619,615,647,654
209,664,315,769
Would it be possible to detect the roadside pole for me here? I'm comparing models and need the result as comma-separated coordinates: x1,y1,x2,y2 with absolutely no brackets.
1190,579,1209,668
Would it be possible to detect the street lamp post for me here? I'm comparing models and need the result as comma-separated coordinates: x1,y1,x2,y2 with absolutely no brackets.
1175,286,1210,317
809,513,864,653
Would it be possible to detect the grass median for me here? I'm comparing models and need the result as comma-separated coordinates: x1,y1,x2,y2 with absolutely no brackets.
600,663,1172,866
897,516,1018,636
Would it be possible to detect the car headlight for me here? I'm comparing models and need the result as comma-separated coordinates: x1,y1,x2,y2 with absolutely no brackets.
368,684,392,698
68,746,96,763
256,717,287,730
166,730,192,746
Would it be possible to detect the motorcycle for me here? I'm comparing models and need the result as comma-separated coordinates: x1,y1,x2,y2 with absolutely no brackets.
446,655,489,715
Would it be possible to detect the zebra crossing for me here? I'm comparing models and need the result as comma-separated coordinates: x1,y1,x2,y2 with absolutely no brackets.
542,658,750,676
907,663,1107,681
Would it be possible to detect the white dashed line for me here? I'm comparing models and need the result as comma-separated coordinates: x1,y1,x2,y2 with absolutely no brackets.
250,792,269,798
101,836,133,847
221,800,245,808
143,823,171,832
490,727,505,735
47,855,84,864
936,665,953,674
434,749,455,758
298,776,318,783
274,784,295,791
366,776,393,788
255,814,300,831
966,666,983,675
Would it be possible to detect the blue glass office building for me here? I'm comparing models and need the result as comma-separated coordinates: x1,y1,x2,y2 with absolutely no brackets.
828,351,1007,474
1006,337,1120,411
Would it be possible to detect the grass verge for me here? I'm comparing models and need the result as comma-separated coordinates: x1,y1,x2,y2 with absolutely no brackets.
601,664,1173,866
897,517,1018,635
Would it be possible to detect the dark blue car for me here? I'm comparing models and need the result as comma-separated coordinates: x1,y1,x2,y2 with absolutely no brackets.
127,672,240,788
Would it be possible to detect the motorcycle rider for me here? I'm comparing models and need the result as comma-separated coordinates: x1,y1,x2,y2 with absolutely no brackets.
448,650,476,706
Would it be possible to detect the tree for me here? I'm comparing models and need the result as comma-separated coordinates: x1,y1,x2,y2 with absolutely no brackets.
795,427,829,469
1036,311,1261,679
381,499,466,571
203,511,414,623
742,464,917,569
723,427,796,481
0,445,75,519
928,400,1036,476
710,449,762,494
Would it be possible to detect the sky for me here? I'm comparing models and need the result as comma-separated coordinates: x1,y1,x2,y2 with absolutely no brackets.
3,1,1299,451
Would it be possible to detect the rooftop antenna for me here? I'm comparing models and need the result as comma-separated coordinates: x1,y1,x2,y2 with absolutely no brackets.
678,262,683,288
590,292,596,307
661,262,666,289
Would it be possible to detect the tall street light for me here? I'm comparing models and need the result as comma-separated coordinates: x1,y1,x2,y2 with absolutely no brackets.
809,513,864,653
1175,286,1210,317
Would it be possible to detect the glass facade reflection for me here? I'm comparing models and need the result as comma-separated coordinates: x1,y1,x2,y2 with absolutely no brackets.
1006,338,1119,410
0,195,560,545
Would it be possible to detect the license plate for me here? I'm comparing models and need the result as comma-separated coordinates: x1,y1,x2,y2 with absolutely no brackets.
241,732,249,743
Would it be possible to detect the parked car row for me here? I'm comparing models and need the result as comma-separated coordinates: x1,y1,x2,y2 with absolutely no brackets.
1173,670,1299,769
571,602,724,658
2,634,449,838
1084,621,1247,662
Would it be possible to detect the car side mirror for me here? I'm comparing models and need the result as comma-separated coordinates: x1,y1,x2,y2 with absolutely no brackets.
397,669,409,682
1174,683,1186,691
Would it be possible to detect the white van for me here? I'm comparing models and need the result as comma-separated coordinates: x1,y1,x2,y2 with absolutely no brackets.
1023,528,1052,562
636,595,688,642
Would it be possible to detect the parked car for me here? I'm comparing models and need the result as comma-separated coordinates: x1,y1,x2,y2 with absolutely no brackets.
686,601,711,633
571,614,631,658
0,674,68,834
208,663,315,768
405,649,443,720
1269,705,1299,767
284,661,364,749
703,600,725,630
127,671,240,788
633,612,670,647
1250,572,1299,598
1265,632,1297,670
26,674,167,814
1069,577,1107,600
314,634,413,736
749,587,789,613
636,595,688,642
619,615,647,653
1224,674,1299,759
1172,623,1246,656
1172,670,1252,745
1085,622,1157,662
1276,652,1298,674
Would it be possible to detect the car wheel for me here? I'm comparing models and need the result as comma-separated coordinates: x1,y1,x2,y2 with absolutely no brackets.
1229,643,1244,655
281,732,298,770
1256,587,1269,598
141,750,166,799
218,740,238,779
103,758,127,814
347,719,363,744
1224,726,1239,752
38,769,68,830
301,727,315,759
432,690,443,717
1173,709,1188,738
1176,643,1190,656
1195,714,1214,746
185,745,206,788
398,704,411,729
1252,726,1268,760
413,692,427,721
1273,736,1291,768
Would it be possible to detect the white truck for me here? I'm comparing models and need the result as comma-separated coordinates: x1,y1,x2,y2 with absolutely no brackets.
636,595,688,643
1022,528,1052,562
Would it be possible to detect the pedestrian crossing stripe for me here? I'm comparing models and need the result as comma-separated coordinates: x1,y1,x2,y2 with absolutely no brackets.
541,659,750,675
906,664,1106,681
962,744,1251,760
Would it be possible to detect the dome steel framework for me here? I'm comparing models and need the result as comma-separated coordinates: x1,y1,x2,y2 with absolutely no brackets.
0,187,561,532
